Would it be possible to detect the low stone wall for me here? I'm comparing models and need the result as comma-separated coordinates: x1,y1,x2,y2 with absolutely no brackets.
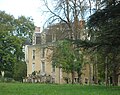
23,74,55,83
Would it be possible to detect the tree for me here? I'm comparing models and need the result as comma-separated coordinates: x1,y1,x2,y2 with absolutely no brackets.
42,0,88,39
88,1,120,86
52,40,84,84
14,16,34,43
0,11,35,81
70,0,120,86
74,49,84,84
13,61,27,82
41,0,89,84
52,40,74,83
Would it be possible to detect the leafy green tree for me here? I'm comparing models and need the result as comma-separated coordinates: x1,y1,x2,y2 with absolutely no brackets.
52,40,84,84
13,61,27,82
14,16,34,42
74,49,84,84
52,40,74,83
0,11,35,81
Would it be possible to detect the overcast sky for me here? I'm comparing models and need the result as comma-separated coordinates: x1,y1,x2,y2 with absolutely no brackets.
0,0,46,30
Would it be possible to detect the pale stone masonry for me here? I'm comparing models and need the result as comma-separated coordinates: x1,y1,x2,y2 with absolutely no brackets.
25,26,65,83
25,26,92,84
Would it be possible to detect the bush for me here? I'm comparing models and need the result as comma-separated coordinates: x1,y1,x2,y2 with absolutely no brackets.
4,71,13,78
0,77,15,83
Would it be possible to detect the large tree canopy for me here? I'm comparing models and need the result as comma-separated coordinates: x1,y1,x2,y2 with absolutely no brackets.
88,1,120,46
87,1,120,86
0,11,35,80
52,40,84,84
41,0,120,85
69,0,120,86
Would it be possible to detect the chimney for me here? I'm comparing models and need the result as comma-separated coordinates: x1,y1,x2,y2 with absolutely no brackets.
35,26,40,32
79,20,85,29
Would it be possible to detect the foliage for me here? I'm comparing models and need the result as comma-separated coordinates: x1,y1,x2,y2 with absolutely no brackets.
87,1,120,85
41,0,120,85
70,0,120,86
0,11,35,80
13,61,27,82
52,40,84,83
52,40,75,72
14,16,35,42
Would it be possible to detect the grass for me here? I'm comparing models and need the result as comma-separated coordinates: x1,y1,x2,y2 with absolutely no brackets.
0,83,120,95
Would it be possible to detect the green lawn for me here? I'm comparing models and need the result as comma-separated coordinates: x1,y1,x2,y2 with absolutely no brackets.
0,83,120,95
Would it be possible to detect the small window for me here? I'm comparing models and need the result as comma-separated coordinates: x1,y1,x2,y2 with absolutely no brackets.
36,36,41,44
41,48,45,58
32,63,35,72
52,64,55,72
33,50,35,60
42,61,45,72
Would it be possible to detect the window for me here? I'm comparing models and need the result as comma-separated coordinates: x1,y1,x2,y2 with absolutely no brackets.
46,34,52,43
41,48,45,58
32,50,35,60
32,63,35,72
36,36,41,44
52,64,55,72
41,61,45,72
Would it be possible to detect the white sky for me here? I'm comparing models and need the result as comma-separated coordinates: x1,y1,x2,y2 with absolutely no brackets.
0,0,46,30
0,0,95,30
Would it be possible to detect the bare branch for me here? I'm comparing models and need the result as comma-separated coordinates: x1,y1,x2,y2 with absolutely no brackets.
43,0,68,24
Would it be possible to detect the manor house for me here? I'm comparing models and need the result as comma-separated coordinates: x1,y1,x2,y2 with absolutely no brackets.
24,25,93,84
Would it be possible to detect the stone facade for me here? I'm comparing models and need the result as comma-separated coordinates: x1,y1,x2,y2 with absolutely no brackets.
25,26,92,84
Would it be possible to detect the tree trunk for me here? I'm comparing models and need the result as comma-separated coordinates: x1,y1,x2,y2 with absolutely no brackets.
59,67,61,84
78,71,82,84
89,63,93,85
105,57,109,86
105,68,109,86
112,70,118,86
66,72,69,84
94,55,98,84
1,71,5,77
71,70,75,84
93,63,98,84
